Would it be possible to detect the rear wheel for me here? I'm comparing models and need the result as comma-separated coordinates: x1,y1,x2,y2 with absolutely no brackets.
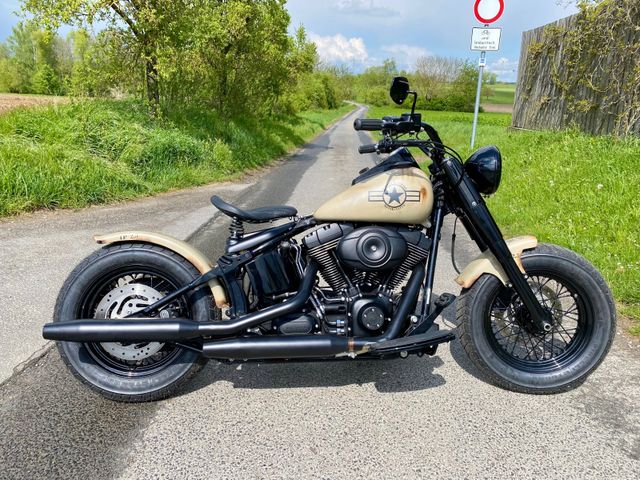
54,243,217,402
457,243,615,394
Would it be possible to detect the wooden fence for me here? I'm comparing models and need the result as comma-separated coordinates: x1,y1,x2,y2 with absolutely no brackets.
512,6,640,137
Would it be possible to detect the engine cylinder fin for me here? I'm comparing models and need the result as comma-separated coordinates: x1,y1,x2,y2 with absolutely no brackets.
307,238,348,292
387,243,429,290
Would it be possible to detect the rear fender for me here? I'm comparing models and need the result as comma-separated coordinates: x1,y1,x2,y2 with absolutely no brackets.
455,236,538,289
93,231,229,308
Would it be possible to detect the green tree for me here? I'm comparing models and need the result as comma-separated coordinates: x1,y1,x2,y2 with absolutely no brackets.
30,30,61,94
23,0,187,114
0,43,12,92
178,0,295,115
4,22,38,93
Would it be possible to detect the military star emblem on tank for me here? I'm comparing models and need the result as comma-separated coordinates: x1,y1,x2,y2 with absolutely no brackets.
385,186,406,206
368,184,421,209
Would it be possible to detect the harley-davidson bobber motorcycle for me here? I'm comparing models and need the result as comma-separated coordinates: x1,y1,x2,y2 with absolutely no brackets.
43,77,616,402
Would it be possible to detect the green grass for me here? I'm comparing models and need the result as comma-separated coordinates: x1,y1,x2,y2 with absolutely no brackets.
368,106,640,334
482,82,516,105
0,100,354,216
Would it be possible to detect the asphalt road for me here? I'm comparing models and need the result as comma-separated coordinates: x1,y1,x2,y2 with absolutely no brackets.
1,107,639,479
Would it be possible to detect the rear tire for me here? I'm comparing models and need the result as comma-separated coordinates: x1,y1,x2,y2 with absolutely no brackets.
457,243,615,394
54,243,216,402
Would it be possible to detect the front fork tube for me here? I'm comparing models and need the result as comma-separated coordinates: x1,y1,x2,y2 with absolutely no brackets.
420,196,445,318
442,161,553,333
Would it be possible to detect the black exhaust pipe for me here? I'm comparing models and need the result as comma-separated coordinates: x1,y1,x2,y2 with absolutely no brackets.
202,335,349,359
43,263,318,342
43,262,428,362
43,318,203,342
200,264,426,360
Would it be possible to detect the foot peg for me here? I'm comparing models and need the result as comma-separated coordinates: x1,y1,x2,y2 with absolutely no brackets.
369,326,455,356
434,293,456,309
407,293,457,336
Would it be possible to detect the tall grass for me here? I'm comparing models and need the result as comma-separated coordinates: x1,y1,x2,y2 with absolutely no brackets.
0,100,353,216
368,107,640,333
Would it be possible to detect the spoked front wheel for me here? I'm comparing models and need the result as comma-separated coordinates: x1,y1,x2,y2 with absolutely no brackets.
457,243,616,394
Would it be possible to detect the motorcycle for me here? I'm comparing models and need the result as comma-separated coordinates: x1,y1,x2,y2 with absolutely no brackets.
43,77,616,402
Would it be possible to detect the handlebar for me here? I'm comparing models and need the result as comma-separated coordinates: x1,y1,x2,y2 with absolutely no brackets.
354,114,444,156
353,118,385,131
354,116,421,135
358,144,378,154
357,138,439,156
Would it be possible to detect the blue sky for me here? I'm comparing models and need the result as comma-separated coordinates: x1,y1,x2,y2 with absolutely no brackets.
287,0,579,81
1,0,579,82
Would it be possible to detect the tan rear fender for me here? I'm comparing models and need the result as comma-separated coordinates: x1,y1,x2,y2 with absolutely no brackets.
93,231,228,308
455,236,538,289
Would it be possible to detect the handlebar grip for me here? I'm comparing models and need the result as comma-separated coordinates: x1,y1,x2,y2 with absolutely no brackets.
354,118,384,131
358,144,378,154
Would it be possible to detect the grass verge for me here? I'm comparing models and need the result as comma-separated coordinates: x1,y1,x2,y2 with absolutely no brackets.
0,100,354,217
368,106,640,335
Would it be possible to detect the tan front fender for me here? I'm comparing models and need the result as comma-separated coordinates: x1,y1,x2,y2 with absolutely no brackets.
93,231,228,308
455,236,538,289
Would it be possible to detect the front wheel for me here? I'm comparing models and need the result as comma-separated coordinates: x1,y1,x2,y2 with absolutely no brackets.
457,243,616,394
54,243,217,402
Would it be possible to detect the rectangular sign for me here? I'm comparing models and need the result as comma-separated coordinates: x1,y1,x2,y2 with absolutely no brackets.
471,27,502,51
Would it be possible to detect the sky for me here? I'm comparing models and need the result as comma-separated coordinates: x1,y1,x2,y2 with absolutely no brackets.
287,0,579,82
0,0,579,82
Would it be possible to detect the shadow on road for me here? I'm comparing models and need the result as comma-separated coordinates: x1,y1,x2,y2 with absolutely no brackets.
180,353,447,396
439,303,486,384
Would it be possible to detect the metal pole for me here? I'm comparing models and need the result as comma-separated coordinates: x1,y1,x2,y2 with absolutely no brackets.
470,49,486,149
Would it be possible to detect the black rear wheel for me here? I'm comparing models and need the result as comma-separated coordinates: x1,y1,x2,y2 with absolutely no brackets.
457,243,615,394
54,243,217,402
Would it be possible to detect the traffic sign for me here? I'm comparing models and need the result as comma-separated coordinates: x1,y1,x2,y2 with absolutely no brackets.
471,27,502,51
474,0,505,24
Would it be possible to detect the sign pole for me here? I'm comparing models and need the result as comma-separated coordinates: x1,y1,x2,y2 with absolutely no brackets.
470,0,505,149
471,48,486,149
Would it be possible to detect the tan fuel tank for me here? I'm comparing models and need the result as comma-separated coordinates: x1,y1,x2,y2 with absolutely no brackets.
314,167,434,224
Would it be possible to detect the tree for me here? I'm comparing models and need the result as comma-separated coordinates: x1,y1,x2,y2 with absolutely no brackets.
4,22,38,93
166,0,298,115
23,0,186,114
30,30,61,94
414,55,463,100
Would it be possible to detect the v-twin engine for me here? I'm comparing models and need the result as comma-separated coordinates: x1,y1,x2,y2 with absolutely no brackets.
303,223,430,294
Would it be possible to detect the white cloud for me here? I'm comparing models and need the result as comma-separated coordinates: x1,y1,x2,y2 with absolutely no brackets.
309,32,369,65
381,44,431,70
335,0,399,17
487,57,519,81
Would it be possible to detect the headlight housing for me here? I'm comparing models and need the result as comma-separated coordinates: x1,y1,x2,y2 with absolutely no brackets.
464,146,502,195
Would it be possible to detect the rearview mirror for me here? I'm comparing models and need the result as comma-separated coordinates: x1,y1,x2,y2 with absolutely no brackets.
390,76,410,105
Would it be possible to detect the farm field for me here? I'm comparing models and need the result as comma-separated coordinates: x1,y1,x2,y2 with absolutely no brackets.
483,82,516,105
0,93,67,114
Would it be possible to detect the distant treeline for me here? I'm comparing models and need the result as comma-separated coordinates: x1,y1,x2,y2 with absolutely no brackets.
1,1,496,116
335,57,497,112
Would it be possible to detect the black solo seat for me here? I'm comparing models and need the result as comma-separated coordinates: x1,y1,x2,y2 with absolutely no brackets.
211,195,298,224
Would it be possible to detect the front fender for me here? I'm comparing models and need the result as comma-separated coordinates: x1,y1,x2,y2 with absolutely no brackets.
93,231,229,308
455,236,538,289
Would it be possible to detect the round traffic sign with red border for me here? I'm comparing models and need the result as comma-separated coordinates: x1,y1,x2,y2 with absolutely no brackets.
474,0,505,24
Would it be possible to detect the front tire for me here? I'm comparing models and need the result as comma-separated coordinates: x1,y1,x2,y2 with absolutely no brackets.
54,243,215,402
457,243,616,394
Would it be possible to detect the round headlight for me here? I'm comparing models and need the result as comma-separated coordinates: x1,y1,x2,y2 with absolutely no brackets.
464,146,502,195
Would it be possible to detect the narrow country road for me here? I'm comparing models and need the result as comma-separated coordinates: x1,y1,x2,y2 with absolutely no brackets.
0,107,638,479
